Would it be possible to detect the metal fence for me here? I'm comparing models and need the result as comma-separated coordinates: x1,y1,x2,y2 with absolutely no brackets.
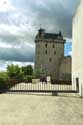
0,78,78,93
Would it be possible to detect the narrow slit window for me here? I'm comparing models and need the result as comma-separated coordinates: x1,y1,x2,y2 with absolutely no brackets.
53,44,55,48
54,51,56,55
45,50,47,54
45,43,48,48
49,58,52,62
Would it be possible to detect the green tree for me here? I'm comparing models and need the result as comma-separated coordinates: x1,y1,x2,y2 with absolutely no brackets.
22,65,33,76
33,69,42,78
7,64,23,81
0,72,9,89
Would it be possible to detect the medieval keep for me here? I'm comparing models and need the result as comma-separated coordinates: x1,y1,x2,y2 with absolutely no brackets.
35,28,71,80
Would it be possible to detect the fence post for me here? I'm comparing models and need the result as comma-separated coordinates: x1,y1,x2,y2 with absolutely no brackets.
76,77,79,93
81,84,83,98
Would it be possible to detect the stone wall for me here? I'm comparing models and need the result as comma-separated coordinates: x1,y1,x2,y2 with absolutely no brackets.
35,39,64,79
59,56,71,80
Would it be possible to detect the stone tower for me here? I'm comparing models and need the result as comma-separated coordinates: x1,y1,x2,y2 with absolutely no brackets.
35,28,66,79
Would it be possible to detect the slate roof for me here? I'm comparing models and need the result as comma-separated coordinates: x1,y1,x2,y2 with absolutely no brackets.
37,28,64,40
43,33,61,39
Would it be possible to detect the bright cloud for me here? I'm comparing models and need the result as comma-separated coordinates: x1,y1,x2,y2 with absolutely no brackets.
68,51,72,56
0,60,34,71
0,42,21,48
0,0,16,12
0,23,35,36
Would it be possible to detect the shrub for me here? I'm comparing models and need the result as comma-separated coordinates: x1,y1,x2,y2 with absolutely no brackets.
32,75,37,79
23,75,28,83
8,78,18,87
7,64,24,83
0,72,9,89
33,69,42,78
23,75,32,83
27,76,32,83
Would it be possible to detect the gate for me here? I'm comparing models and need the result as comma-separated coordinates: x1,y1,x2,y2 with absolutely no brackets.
0,79,78,94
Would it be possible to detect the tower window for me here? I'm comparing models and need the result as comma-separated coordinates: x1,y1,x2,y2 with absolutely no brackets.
45,50,47,54
49,58,52,62
54,51,56,55
53,44,55,48
45,43,48,48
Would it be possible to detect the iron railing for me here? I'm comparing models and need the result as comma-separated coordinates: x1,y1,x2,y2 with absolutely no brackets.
0,78,78,93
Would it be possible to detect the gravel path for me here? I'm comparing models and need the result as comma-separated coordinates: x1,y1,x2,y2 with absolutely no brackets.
0,93,83,125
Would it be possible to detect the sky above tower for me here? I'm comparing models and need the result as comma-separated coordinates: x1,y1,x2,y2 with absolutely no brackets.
0,0,80,70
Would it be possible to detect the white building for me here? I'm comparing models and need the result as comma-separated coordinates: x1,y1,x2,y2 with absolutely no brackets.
72,0,83,96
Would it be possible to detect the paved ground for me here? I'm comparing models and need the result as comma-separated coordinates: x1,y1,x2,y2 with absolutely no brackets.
0,93,83,125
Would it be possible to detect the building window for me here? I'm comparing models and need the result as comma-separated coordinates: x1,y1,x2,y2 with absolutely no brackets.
53,44,55,48
54,51,56,55
49,58,52,62
45,43,48,48
45,50,47,54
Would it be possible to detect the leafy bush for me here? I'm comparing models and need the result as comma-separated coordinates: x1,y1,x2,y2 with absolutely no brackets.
7,64,24,82
0,72,9,89
23,75,28,83
23,75,32,83
8,78,18,87
32,74,36,79
33,69,42,78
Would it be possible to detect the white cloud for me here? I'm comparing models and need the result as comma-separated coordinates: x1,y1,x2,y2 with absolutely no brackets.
0,42,21,48
65,38,72,42
0,24,31,36
68,51,72,56
0,0,16,12
0,60,34,71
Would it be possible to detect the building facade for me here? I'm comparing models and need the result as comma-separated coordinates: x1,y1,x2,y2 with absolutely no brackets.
35,28,71,80
72,0,83,96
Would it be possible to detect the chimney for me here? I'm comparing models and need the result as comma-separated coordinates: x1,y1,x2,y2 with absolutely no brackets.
38,28,45,38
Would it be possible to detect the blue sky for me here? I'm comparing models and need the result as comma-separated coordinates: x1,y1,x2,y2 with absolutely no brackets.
0,0,79,70
64,39,72,56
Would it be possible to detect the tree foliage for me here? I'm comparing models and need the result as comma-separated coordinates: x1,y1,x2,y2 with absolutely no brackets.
7,64,23,81
0,72,9,89
22,65,33,76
